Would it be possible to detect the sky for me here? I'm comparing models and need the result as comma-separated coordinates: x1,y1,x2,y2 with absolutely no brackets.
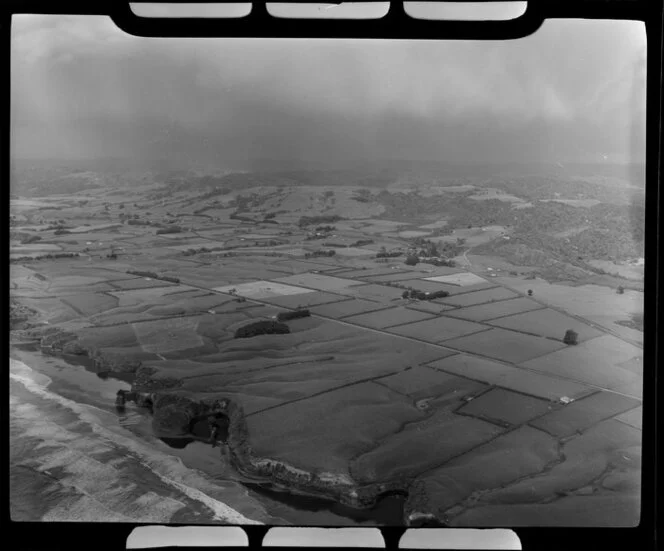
10,8,647,169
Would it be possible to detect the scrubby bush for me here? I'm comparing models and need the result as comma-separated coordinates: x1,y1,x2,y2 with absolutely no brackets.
276,309,311,322
234,320,290,339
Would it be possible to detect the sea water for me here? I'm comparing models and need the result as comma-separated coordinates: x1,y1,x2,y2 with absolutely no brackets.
9,355,271,524
9,352,397,525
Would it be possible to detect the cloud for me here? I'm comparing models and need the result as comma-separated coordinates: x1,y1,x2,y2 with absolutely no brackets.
10,14,646,165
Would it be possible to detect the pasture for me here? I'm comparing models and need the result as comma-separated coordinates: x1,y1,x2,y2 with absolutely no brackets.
444,297,544,322
530,391,642,438
330,247,376,258
309,298,388,319
213,281,315,300
336,283,407,303
247,382,423,476
350,407,504,483
331,267,406,279
365,272,427,283
386,316,488,343
133,317,204,354
262,291,349,309
449,419,641,527
271,272,365,292
487,308,605,342
428,354,594,402
405,301,457,315
60,292,119,317
520,335,643,398
425,273,490,287
442,328,566,363
408,426,559,520
615,406,642,430
458,388,552,426
378,365,486,401
343,306,435,330
437,286,519,307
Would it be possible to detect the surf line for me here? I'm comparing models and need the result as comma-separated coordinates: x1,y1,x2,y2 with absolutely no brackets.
9,359,262,525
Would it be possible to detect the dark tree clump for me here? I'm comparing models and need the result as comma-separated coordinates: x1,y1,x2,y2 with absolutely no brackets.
405,255,419,266
563,329,579,345
234,320,290,339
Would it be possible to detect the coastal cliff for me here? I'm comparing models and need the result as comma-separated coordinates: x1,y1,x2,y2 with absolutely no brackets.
25,327,413,516
132,376,410,511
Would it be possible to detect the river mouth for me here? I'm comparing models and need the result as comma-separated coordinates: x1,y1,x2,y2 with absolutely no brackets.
244,483,407,525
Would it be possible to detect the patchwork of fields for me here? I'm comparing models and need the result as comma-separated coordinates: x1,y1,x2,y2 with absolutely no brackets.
10,189,643,527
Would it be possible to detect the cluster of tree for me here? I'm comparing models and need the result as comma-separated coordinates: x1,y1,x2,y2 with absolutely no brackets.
182,246,227,257
322,242,347,248
298,215,343,228
155,226,183,235
375,246,402,258
401,288,450,300
11,252,79,263
405,255,419,266
54,228,71,235
421,258,456,267
127,219,152,226
234,320,290,339
126,270,180,284
305,250,336,258
276,309,311,322
315,225,336,232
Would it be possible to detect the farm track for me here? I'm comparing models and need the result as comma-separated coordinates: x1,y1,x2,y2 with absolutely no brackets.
93,267,641,402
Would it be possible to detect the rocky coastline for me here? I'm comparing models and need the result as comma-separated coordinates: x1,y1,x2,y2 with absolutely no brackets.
22,326,416,517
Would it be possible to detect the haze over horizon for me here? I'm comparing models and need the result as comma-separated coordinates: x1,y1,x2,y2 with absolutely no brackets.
11,14,646,170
